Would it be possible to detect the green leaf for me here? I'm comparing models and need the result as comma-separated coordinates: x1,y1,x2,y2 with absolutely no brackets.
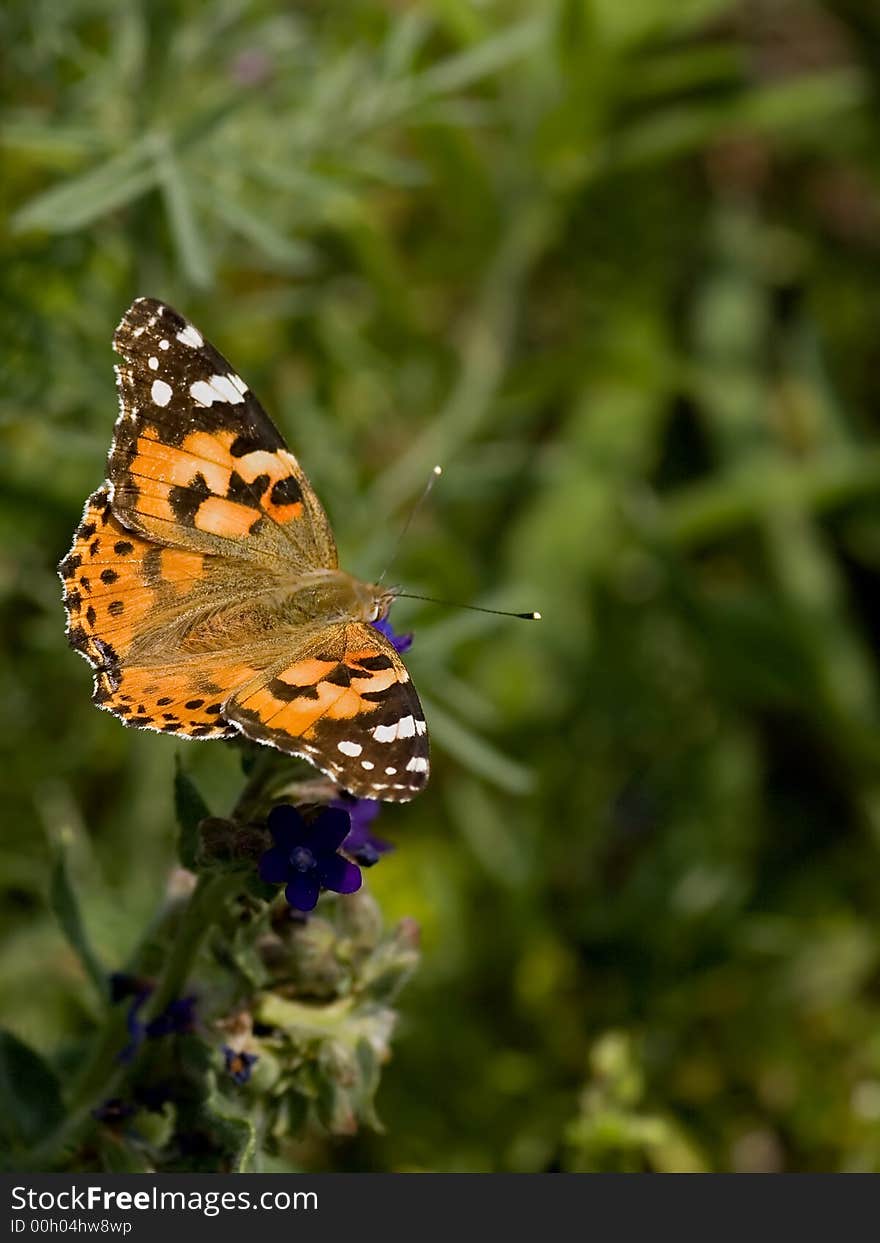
49,851,107,1003
174,758,211,871
155,140,213,289
421,696,534,794
0,1030,64,1154
206,194,317,272
416,15,544,98
12,142,158,232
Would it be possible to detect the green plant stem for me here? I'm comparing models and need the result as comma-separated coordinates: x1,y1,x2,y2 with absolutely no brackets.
21,870,243,1171
143,870,242,1019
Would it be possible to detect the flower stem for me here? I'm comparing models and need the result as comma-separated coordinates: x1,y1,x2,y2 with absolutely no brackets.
144,870,239,1019
21,870,243,1170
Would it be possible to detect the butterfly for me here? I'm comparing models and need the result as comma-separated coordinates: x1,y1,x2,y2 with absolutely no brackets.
59,297,428,801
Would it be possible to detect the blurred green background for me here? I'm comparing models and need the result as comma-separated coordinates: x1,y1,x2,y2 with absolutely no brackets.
5,0,880,1172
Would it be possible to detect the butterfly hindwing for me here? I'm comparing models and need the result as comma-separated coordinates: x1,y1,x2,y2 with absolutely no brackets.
110,298,337,568
226,623,429,800
59,486,259,738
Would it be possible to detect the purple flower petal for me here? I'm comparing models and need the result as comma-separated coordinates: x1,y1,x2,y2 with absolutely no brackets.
267,804,306,849
285,871,321,912
318,854,362,896
259,846,292,885
371,615,413,653
223,1046,258,1085
347,798,382,833
308,807,351,853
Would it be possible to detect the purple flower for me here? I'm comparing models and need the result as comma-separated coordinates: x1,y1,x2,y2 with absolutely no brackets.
223,1046,258,1085
372,614,413,654
259,805,362,912
333,797,395,867
110,974,198,1061
111,974,153,1064
145,995,198,1039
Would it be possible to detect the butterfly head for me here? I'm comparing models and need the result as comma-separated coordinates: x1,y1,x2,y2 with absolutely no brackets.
360,582,398,624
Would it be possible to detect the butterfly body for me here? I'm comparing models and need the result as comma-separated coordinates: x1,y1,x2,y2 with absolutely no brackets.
60,298,428,801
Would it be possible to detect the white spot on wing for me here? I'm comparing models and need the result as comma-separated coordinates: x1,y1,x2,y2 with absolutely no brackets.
213,374,246,404
151,379,172,407
176,324,203,348
415,718,427,735
372,722,397,743
397,715,415,739
406,756,428,773
148,356,159,370
159,339,170,350
337,740,362,757
190,380,215,407
385,767,397,775
361,760,375,770
189,375,246,407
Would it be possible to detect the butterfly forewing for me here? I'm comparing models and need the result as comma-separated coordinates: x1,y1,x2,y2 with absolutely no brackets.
110,297,337,568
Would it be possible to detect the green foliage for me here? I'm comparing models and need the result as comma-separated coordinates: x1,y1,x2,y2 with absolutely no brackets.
5,0,880,1172
48,846,108,1005
173,758,211,872
0,1030,64,1162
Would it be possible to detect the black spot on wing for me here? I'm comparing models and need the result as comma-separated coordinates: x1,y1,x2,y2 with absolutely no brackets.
270,476,303,506
227,471,269,508
353,653,394,672
168,472,211,523
267,678,320,702
230,432,267,457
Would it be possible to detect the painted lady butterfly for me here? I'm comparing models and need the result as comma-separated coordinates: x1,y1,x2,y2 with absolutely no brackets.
59,298,428,801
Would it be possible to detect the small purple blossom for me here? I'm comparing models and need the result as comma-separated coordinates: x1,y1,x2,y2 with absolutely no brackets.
223,1046,258,1085
333,797,395,867
229,48,274,87
372,614,413,654
110,974,198,1062
145,995,198,1039
259,804,362,912
111,974,153,1064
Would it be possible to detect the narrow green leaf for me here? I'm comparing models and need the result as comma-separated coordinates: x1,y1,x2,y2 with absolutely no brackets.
174,757,211,871
417,15,544,98
0,1030,64,1153
422,696,534,794
207,194,317,271
155,140,213,289
49,852,107,1003
12,142,158,233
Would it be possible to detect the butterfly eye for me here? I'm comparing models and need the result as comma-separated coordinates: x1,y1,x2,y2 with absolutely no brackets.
366,601,381,622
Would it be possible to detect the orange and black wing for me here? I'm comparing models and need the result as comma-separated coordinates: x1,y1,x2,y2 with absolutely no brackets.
58,486,248,738
226,623,429,801
109,297,337,569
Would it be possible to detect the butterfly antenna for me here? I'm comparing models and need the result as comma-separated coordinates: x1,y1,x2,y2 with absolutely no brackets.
376,465,443,586
394,592,541,621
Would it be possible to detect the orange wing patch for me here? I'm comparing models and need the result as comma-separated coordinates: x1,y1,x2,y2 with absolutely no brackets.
92,660,256,739
60,488,213,665
60,487,257,738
